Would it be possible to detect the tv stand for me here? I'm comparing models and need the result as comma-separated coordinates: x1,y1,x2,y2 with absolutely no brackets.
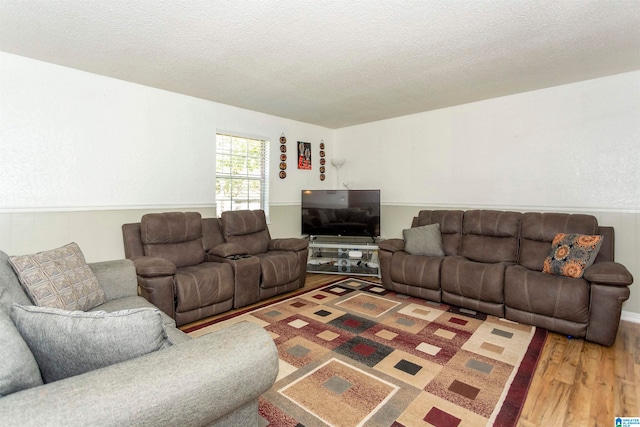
306,238,380,278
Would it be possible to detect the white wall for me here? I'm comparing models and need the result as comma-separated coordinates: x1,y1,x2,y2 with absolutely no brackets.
335,71,640,318
336,72,639,211
0,52,334,211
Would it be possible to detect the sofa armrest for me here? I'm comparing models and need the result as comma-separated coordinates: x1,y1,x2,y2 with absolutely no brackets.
131,257,177,320
133,256,177,277
269,238,309,252
584,262,633,286
89,259,138,301
0,322,278,427
208,243,249,258
379,238,405,253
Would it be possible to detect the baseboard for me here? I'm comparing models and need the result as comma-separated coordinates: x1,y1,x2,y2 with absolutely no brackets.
621,310,640,324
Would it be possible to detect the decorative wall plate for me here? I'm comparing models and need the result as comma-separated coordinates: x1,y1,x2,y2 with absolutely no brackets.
320,174,325,181
320,158,325,165
319,166,325,173
319,150,325,157
279,133,287,178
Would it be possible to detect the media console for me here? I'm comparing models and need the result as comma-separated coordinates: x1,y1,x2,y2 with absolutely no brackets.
306,241,380,278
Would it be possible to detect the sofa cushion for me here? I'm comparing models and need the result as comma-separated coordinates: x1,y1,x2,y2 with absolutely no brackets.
221,210,271,255
141,212,206,268
390,251,442,290
258,251,300,288
542,233,603,278
403,224,445,257
413,210,464,256
0,312,43,396
9,243,106,311
0,251,32,314
441,256,507,304
460,210,520,263
505,265,590,324
174,262,235,312
518,212,598,271
10,304,173,383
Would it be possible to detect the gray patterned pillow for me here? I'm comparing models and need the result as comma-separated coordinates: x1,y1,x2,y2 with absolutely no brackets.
10,304,173,383
9,243,106,311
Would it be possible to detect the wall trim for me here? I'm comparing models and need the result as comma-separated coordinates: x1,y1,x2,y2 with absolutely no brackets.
0,203,216,214
10,201,632,214
380,202,640,215
621,310,640,324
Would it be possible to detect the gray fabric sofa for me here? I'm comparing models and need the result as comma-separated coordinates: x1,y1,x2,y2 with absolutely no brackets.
0,250,278,426
379,210,634,346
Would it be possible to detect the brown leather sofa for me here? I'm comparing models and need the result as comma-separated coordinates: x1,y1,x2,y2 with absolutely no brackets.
123,210,309,326
379,210,633,346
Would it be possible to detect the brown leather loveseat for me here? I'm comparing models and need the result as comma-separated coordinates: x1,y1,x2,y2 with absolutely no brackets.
379,210,633,346
123,211,308,326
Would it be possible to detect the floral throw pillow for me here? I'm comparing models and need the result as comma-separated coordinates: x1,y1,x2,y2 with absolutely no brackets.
542,233,603,278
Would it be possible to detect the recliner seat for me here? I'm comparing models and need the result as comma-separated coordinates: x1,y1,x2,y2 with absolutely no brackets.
122,212,235,326
218,209,309,301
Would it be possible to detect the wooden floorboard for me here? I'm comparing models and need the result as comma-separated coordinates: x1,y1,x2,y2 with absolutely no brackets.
182,273,640,425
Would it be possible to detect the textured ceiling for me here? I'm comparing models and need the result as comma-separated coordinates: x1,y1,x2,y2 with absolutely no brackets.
1,0,639,128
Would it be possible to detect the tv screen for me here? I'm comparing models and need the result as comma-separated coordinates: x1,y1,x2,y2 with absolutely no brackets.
301,190,380,238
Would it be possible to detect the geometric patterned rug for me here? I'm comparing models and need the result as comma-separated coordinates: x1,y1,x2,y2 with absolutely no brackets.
185,278,547,427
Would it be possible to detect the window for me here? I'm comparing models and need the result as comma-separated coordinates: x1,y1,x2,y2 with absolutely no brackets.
215,133,269,215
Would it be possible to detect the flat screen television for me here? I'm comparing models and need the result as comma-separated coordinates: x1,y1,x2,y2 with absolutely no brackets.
301,189,380,238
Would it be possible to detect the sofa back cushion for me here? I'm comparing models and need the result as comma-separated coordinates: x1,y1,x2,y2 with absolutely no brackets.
221,210,271,255
0,311,43,396
141,212,205,268
412,210,463,256
596,226,615,263
11,304,173,383
201,218,226,251
0,251,33,313
519,212,598,271
460,210,521,263
122,222,145,259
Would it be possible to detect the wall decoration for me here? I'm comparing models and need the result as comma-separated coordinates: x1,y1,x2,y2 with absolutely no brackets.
279,133,287,179
319,139,326,181
298,141,312,170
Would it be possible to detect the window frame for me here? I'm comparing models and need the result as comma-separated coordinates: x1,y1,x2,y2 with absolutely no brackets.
215,132,270,217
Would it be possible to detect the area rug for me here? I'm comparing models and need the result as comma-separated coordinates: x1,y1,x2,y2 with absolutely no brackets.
186,278,547,427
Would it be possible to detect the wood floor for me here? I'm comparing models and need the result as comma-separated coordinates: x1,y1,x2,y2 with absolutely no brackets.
182,273,640,426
